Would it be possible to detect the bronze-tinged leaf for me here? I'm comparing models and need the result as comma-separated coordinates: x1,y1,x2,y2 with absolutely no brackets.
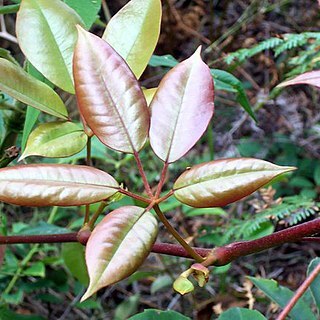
173,158,296,208
16,0,83,93
0,164,119,207
102,0,162,79
277,71,320,89
149,47,214,163
82,206,158,301
74,26,149,153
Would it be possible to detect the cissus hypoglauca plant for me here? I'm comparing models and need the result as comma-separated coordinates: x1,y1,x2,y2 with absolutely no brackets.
0,0,297,302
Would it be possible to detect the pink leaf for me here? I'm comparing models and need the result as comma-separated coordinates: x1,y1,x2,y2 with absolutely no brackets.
277,71,320,89
73,26,149,153
149,47,214,163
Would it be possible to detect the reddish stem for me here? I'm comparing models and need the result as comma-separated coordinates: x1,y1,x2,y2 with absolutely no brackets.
0,218,319,263
118,188,151,204
155,162,169,198
133,150,153,197
276,262,320,320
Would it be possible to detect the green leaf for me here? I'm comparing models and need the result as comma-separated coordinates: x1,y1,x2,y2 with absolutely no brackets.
16,0,84,93
23,261,45,277
210,69,256,121
63,0,101,29
82,206,158,301
62,242,89,286
307,258,320,309
173,158,295,208
249,276,316,320
173,276,194,295
183,207,227,217
114,294,140,320
0,58,68,119
74,27,150,153
149,54,178,68
103,0,161,79
129,309,191,320
20,121,87,160
143,87,157,106
218,307,266,320
0,164,119,206
149,47,214,163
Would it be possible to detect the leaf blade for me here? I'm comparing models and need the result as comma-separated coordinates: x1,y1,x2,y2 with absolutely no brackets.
16,0,83,93
0,164,119,206
20,121,88,160
103,0,161,79
0,58,68,119
82,206,158,301
149,47,214,163
277,71,320,89
173,158,295,208
74,27,149,153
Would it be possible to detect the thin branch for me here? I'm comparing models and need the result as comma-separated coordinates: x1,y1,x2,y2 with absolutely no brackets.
118,188,151,204
155,162,169,199
133,150,153,197
153,204,205,262
276,262,320,320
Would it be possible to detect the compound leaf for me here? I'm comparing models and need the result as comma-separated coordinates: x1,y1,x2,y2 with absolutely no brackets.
173,158,295,208
16,0,83,93
103,0,161,79
149,47,214,163
0,164,119,206
0,58,68,119
82,206,158,301
74,27,149,153
21,121,87,160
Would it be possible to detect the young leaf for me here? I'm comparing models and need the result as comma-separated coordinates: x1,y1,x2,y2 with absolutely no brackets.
173,158,295,208
277,71,320,89
149,47,214,163
20,121,87,160
82,206,158,301
103,0,161,79
74,27,149,153
249,277,316,320
16,0,84,93
307,258,320,309
0,58,68,119
0,164,119,206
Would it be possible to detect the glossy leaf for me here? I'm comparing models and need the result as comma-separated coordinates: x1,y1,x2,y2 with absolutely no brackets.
0,58,68,119
249,277,316,320
173,276,194,295
20,121,87,160
173,158,295,208
129,309,190,320
149,47,214,163
63,0,101,29
307,258,320,309
103,0,161,79
218,308,266,320
149,54,255,121
82,206,158,301
0,164,119,206
74,27,149,153
62,242,89,286
16,0,83,93
277,71,320,89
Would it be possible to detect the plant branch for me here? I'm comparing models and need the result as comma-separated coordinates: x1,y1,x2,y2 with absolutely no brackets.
155,162,169,198
87,201,108,229
118,188,151,204
276,262,320,320
153,204,205,262
133,150,153,197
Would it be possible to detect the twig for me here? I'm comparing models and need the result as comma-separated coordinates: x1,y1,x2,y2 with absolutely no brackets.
276,262,320,320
